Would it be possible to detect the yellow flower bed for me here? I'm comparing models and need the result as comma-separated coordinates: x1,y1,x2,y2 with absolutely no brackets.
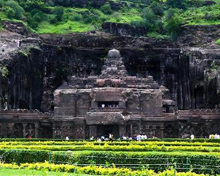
0,142,219,153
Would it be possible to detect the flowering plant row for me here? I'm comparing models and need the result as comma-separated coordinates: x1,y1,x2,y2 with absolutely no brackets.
1,140,220,147
1,143,220,153
0,162,210,176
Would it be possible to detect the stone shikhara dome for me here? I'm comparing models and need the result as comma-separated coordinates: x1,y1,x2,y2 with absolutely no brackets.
108,49,121,58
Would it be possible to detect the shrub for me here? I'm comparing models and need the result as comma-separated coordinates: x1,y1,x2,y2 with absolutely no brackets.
19,0,47,12
5,6,15,19
52,0,71,7
166,0,187,10
0,64,8,77
150,1,164,16
47,152,220,174
27,9,47,29
0,149,49,164
0,0,5,8
100,4,112,15
164,8,184,39
5,0,24,20
147,32,170,39
140,7,162,33
53,6,64,22
215,39,220,45
69,13,83,22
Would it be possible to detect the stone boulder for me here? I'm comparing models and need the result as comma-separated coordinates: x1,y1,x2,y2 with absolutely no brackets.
2,21,29,35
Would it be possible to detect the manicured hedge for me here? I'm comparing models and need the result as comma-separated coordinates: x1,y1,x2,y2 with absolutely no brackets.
0,162,211,176
2,141,220,147
0,149,219,174
1,138,220,143
51,151,220,174
0,149,49,164
1,143,220,152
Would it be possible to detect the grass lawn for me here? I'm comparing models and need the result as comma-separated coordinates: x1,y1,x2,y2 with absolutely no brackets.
0,168,96,176
36,21,95,34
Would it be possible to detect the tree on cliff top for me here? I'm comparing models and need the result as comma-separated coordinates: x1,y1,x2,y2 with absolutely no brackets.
164,8,184,39
5,0,24,20
166,0,187,9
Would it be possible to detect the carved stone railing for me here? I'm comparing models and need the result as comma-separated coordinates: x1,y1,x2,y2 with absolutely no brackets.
90,108,123,112
0,109,51,120
178,109,220,115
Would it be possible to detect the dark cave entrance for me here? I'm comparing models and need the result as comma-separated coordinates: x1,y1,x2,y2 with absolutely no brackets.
97,125,119,139
194,86,204,108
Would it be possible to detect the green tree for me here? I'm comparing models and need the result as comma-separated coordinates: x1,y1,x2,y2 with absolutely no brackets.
5,6,16,19
150,1,163,16
100,4,112,15
0,64,8,78
166,0,187,9
164,8,184,39
5,0,24,20
53,0,71,7
53,7,64,22
131,7,163,34
141,7,158,31
27,9,47,29
0,0,5,8
19,0,46,12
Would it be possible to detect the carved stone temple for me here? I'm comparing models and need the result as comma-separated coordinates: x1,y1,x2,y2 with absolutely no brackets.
0,49,220,139
52,49,175,139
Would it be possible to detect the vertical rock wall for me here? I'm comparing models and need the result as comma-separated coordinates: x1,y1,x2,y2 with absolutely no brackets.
0,48,44,110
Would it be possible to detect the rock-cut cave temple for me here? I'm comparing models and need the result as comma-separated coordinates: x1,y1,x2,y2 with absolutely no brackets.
0,49,220,139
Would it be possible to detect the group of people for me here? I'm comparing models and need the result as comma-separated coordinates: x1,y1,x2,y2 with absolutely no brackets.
91,133,114,142
90,134,148,141
189,134,220,139
209,134,220,139
122,134,148,141
101,104,118,108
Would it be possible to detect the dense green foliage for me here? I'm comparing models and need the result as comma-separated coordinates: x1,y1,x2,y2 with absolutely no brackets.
51,151,219,173
0,0,220,37
0,149,49,164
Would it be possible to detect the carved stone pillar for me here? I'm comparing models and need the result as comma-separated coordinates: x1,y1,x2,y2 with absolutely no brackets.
7,123,14,138
139,120,142,134
83,125,86,139
89,125,97,138
153,126,156,137
35,123,39,138
0,95,2,111
23,123,27,137
52,123,56,138
130,124,133,137
119,125,126,137
161,127,164,138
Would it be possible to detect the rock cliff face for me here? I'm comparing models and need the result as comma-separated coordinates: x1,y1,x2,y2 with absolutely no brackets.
0,22,219,113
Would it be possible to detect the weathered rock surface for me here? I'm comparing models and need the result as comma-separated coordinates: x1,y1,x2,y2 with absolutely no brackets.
2,21,29,36
102,22,147,37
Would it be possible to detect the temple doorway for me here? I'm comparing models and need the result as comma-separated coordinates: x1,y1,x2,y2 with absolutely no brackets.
97,125,119,139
